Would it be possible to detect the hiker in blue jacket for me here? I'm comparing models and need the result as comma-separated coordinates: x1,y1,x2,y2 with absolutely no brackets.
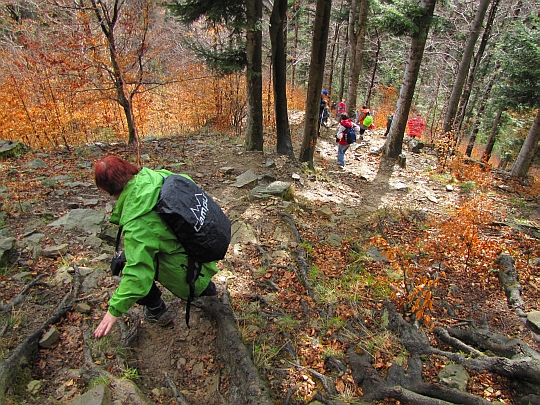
93,156,218,338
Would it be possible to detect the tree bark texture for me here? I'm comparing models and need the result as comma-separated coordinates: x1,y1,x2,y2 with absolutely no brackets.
338,21,349,102
270,0,294,158
482,107,503,162
495,253,526,315
511,107,540,178
346,0,369,118
383,0,437,159
245,0,264,152
290,2,300,88
442,0,491,135
299,0,332,169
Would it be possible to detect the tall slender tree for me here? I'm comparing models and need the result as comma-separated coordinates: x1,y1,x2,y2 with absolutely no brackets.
299,0,333,169
269,0,294,157
465,65,498,157
455,0,500,134
244,0,263,151
481,107,503,162
383,0,437,159
346,0,369,118
442,0,491,135
511,108,540,178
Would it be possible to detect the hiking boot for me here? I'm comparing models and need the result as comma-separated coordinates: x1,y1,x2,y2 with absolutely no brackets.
143,303,173,326
199,281,217,297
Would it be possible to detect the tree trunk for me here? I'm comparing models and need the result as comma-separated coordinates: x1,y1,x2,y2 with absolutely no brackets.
338,22,349,102
346,0,369,118
325,6,345,94
270,0,294,158
511,107,540,178
482,107,503,163
466,67,498,157
299,0,332,169
383,0,437,159
455,0,500,134
245,0,264,151
91,0,140,145
290,1,300,88
365,32,380,107
442,0,491,135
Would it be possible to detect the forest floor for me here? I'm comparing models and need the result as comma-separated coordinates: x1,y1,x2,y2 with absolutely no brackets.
0,116,539,405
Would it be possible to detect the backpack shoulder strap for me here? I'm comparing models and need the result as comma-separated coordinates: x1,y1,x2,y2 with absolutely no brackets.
185,256,202,328
115,226,123,252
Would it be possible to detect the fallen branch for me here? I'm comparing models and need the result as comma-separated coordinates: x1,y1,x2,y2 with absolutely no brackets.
346,302,540,404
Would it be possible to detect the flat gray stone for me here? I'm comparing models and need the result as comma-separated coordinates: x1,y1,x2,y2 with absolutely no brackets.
68,384,112,405
438,363,469,391
250,181,292,199
526,311,540,334
235,169,258,188
39,326,60,349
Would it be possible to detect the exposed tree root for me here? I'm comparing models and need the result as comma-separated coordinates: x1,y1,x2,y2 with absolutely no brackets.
280,211,319,301
164,372,191,405
495,253,527,318
117,312,140,347
195,292,274,405
0,266,81,404
0,274,46,312
344,299,540,404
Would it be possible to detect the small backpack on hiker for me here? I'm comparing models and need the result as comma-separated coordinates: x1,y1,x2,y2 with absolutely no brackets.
362,115,373,128
345,127,357,144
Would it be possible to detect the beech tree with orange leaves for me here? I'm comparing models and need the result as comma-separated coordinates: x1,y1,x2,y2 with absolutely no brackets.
46,0,166,145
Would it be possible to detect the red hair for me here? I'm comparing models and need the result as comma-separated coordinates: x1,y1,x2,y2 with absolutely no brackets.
94,156,140,196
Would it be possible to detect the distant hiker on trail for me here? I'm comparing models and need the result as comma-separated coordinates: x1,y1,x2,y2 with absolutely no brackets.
337,98,346,118
336,113,360,168
384,112,394,137
93,156,219,338
358,106,370,124
319,89,330,131
407,114,426,138
359,111,374,136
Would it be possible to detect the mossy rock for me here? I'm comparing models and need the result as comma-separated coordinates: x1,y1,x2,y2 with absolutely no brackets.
0,140,30,159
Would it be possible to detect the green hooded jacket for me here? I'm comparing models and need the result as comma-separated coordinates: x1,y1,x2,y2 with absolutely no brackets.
108,167,219,317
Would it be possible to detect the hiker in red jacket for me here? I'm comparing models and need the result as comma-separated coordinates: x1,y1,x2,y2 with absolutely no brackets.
407,114,426,138
336,113,360,167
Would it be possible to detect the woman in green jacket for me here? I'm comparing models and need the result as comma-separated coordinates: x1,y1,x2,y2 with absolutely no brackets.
93,156,218,338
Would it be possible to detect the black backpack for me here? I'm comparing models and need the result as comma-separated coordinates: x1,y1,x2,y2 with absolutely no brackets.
345,127,356,144
156,174,231,326
156,174,231,263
